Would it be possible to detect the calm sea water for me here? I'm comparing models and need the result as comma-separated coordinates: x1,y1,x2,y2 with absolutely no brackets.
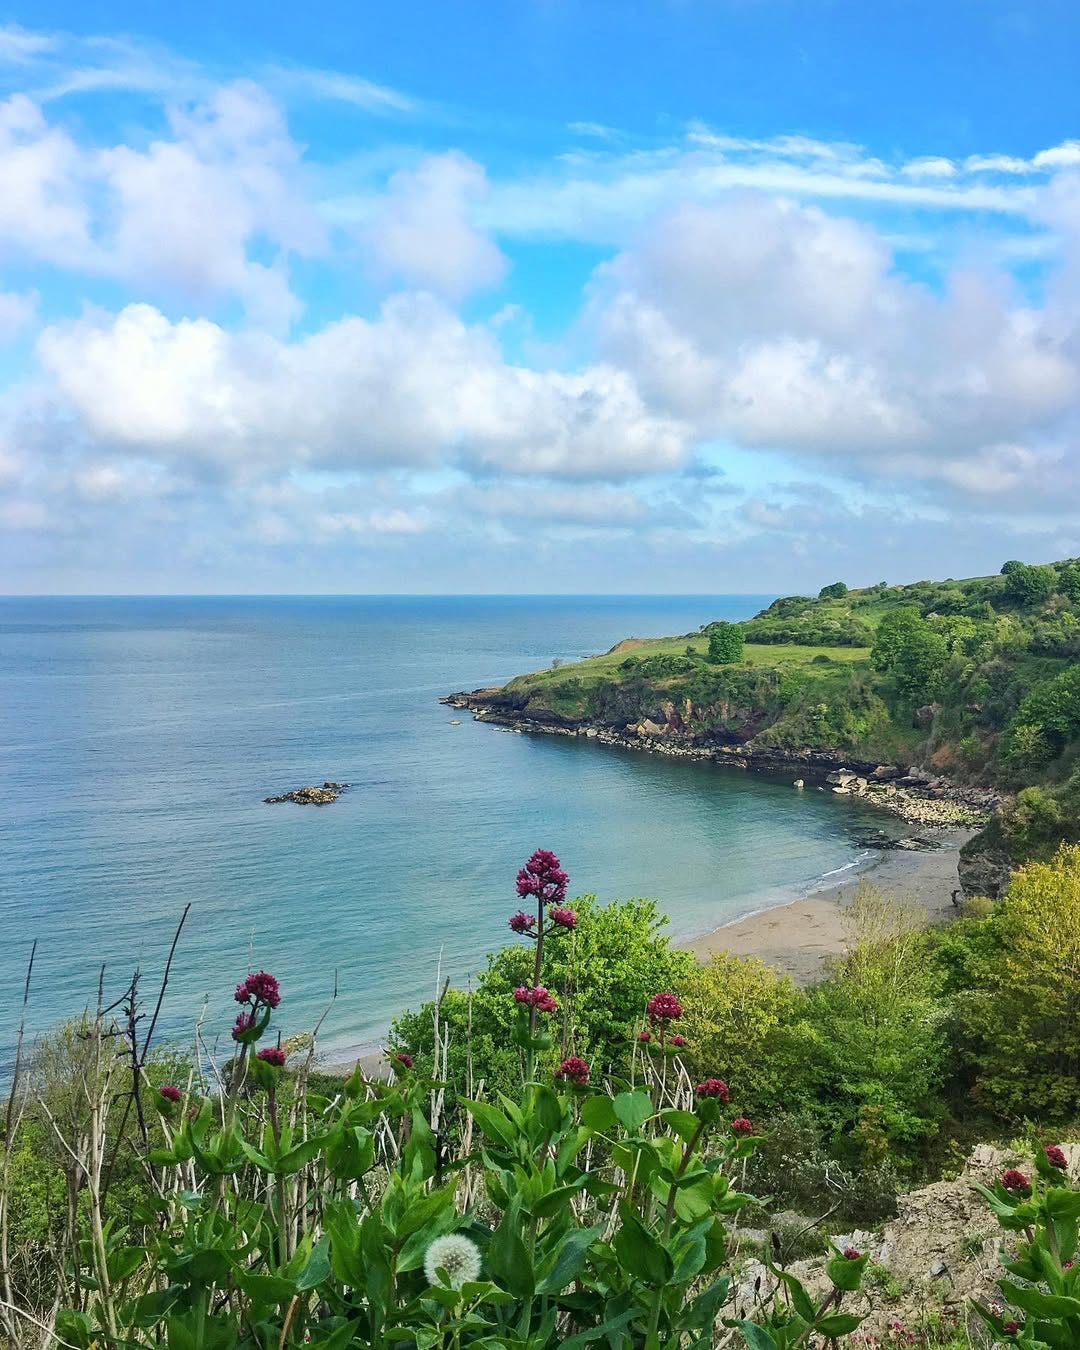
0,596,903,1063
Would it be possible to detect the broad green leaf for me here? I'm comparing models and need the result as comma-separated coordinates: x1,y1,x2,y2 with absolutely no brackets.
613,1091,653,1135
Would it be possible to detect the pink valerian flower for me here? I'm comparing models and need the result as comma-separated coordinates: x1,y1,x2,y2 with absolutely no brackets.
508,911,537,934
549,906,578,930
668,1034,687,1048
555,1056,590,1085
842,1247,861,1260
646,992,683,1024
159,1084,182,1103
232,1011,255,1041
394,1052,414,1069
256,1046,286,1067
1003,1322,1019,1335
515,849,569,906
1002,1168,1031,1193
235,970,281,1009
694,1077,730,1102
637,1029,652,1043
732,1117,754,1135
1065,1260,1075,1270
1046,1145,1068,1170
512,985,558,1014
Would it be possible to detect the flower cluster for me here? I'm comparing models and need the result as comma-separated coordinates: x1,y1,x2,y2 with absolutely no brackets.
515,848,569,906
842,1247,862,1260
694,1077,730,1102
232,1011,255,1041
549,906,577,930
646,992,682,1024
1045,1144,1068,1170
732,1117,754,1135
159,1084,182,1104
235,970,281,1009
1002,1168,1031,1193
668,1033,687,1048
508,911,536,934
555,1055,590,1085
256,1046,287,1067
394,1052,414,1069
513,985,558,1014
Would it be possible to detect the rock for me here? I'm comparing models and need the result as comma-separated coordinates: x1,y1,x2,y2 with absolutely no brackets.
872,764,902,780
793,778,804,789
914,702,943,728
826,769,859,787
265,782,350,805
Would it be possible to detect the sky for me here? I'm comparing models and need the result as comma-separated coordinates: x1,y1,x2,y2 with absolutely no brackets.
1,1,1080,594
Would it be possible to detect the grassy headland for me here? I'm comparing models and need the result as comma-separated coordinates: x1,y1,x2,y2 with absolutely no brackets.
446,559,1080,891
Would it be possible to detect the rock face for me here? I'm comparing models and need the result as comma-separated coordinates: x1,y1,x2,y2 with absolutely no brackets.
264,781,349,805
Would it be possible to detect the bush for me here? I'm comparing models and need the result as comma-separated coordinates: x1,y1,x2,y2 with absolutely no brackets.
707,621,745,664
818,581,848,599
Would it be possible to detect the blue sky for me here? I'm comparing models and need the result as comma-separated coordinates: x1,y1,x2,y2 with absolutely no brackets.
2,1,1080,593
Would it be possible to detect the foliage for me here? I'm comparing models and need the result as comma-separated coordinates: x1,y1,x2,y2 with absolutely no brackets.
960,845,1080,1119
1001,559,1059,606
707,621,745,664
818,581,849,599
680,953,802,1111
390,894,694,1101
871,608,949,702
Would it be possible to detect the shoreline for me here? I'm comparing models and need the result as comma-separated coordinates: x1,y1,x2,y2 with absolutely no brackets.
324,829,971,1074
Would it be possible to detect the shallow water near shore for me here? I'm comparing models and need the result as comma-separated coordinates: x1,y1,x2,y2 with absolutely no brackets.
1,595,913,1065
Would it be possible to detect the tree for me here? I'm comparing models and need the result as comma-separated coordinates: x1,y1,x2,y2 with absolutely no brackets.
1001,561,1057,606
707,622,744,664
871,606,948,699
818,581,848,599
962,846,1080,1119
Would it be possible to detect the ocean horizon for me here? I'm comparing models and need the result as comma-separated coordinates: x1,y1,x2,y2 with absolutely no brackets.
1,594,906,1066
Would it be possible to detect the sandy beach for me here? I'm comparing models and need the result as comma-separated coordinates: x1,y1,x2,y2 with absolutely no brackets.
326,829,972,1073
681,828,972,983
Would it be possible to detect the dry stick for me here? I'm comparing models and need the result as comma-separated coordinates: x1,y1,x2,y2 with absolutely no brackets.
0,940,36,1342
100,904,191,1206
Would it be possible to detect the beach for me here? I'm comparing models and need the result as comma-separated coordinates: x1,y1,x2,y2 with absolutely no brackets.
682,827,972,983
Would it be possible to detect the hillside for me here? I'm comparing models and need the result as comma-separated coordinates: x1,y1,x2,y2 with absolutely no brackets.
446,560,1080,888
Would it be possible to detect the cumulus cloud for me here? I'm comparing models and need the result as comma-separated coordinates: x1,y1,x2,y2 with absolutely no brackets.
362,152,508,299
35,296,687,481
594,193,1080,501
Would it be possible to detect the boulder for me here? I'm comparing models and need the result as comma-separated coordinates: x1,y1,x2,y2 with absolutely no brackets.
265,782,350,805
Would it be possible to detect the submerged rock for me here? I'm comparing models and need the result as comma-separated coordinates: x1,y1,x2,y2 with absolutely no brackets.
265,781,350,806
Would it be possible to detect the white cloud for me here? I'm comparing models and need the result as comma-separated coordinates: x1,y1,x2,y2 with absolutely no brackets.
363,152,508,299
1033,140,1080,170
35,296,688,481
266,65,415,114
0,289,38,340
900,156,956,179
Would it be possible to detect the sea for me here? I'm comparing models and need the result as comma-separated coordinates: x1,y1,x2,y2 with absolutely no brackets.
0,595,907,1066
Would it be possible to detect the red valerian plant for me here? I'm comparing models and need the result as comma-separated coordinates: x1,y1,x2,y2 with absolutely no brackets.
555,1055,590,1085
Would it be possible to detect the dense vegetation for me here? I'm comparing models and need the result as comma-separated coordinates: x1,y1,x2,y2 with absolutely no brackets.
8,845,1080,1347
493,558,1080,870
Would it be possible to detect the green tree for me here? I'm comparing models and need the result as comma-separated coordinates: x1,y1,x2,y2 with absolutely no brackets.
1001,561,1057,606
818,581,848,599
962,846,1080,1119
680,953,802,1112
871,606,948,700
390,894,692,1098
706,621,744,664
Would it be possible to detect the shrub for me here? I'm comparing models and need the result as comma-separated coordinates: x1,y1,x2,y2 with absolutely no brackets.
707,621,745,664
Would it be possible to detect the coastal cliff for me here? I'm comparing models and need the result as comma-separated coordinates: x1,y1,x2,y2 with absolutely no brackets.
444,560,1080,893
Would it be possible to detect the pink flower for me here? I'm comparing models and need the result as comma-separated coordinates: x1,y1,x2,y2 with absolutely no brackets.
1002,1168,1030,1193
256,1046,286,1067
637,1029,652,1043
515,849,569,906
231,1011,255,1041
549,907,578,930
694,1078,730,1102
646,992,683,1023
732,1117,754,1135
1046,1145,1068,1170
668,1034,687,1048
159,1084,182,1103
512,985,558,1014
1003,1322,1019,1335
843,1247,861,1260
394,1052,414,1069
555,1056,590,1085
1065,1260,1074,1271
235,970,281,1009
508,911,536,934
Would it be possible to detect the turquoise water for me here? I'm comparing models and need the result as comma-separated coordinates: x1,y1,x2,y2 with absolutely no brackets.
0,596,901,1063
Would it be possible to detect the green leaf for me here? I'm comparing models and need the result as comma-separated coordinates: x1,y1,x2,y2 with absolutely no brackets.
826,1249,869,1291
559,1307,641,1349
538,1223,604,1293
613,1206,672,1284
238,1273,297,1304
737,1322,778,1350
580,1095,618,1132
107,1245,146,1282
999,1279,1080,1319
776,1271,815,1324
532,1178,590,1218
463,1098,517,1149
815,1312,864,1335
276,1135,326,1175
533,1084,564,1133
296,1236,331,1291
487,1208,534,1300
613,1091,653,1135
674,1177,714,1223
660,1108,700,1141
1046,1189,1080,1220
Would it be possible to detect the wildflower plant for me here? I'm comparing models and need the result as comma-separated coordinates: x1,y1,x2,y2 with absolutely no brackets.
47,850,870,1348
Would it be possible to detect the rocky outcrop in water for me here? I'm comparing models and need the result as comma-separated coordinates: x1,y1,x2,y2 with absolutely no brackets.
264,781,350,805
